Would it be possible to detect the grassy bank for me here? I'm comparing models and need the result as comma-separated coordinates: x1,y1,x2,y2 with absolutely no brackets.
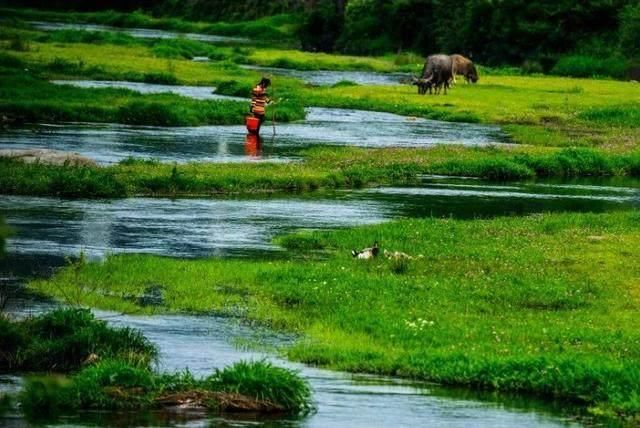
0,308,157,371
2,146,640,198
0,56,304,126
20,359,311,420
30,210,640,420
0,8,300,43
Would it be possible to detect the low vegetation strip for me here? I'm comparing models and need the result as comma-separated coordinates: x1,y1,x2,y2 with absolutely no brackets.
30,211,640,420
1,147,640,198
19,359,312,420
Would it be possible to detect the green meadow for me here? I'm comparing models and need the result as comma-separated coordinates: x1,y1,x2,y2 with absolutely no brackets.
2,9,640,423
32,211,640,420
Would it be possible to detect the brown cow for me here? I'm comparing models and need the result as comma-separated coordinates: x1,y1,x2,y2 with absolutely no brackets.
450,54,479,84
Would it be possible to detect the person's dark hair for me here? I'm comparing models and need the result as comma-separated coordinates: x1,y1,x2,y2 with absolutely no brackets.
259,77,271,88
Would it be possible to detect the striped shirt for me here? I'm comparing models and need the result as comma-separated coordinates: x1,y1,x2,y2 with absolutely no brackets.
250,85,270,115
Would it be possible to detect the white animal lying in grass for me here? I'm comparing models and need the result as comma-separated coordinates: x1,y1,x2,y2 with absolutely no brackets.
351,241,379,259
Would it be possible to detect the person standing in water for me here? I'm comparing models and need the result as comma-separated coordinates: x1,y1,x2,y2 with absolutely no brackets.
250,77,271,131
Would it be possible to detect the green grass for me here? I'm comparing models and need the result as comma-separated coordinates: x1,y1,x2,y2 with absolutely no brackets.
29,211,640,420
3,22,639,151
1,146,640,198
1,8,300,43
19,359,311,420
0,65,304,127
0,308,158,372
207,360,312,412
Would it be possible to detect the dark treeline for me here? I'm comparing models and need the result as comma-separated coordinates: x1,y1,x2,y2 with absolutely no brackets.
3,0,639,73
304,0,640,73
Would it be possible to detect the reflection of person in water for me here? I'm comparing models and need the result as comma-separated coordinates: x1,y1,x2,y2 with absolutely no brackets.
250,77,271,131
244,133,262,157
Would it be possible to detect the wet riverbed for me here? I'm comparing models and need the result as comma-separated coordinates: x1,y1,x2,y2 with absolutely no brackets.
0,107,505,164
29,20,250,44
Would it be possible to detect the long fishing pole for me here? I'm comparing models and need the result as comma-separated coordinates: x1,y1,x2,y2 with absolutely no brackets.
271,79,277,137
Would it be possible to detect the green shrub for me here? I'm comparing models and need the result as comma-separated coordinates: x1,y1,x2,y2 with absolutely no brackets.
551,55,628,79
206,360,312,412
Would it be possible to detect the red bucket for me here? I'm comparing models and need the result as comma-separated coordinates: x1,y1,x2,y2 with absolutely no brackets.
246,116,260,134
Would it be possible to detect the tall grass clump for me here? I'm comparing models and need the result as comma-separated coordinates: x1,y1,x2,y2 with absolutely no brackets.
0,308,157,371
206,360,312,412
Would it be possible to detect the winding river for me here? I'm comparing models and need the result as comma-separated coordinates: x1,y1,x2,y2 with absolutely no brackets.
1,75,637,426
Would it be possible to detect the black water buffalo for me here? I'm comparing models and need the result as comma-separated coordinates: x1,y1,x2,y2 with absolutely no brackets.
419,54,453,95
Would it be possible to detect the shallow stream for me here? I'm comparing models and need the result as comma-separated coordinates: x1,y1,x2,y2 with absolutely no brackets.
1,108,505,165
29,20,250,44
